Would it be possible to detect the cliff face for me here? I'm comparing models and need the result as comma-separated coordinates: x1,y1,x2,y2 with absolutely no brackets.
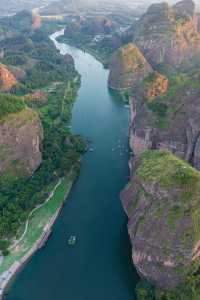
197,13,200,33
121,150,200,289
0,64,17,91
108,43,153,91
173,0,195,18
0,108,43,178
116,0,200,292
132,0,200,69
64,15,116,37
31,13,42,30
129,74,200,169
82,16,116,35
142,72,168,101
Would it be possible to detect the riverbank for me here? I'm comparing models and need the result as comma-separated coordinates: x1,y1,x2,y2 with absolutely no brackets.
57,34,110,68
0,176,73,299
5,29,138,300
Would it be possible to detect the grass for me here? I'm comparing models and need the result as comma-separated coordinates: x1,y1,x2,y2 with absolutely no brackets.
2,108,38,128
166,205,185,231
146,72,200,129
137,150,200,193
0,177,72,274
137,150,200,246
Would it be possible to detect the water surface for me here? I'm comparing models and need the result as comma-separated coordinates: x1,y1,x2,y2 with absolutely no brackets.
5,30,138,300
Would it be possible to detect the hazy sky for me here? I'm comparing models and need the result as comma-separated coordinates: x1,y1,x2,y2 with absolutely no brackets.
81,0,200,8
115,0,199,4
88,0,199,3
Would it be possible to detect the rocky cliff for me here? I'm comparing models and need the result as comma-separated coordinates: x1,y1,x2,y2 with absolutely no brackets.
0,107,43,178
129,72,200,169
82,16,116,35
0,63,17,91
116,0,200,293
142,72,168,101
197,13,200,33
108,43,153,91
121,150,200,289
32,13,42,30
131,0,200,70
119,1,200,166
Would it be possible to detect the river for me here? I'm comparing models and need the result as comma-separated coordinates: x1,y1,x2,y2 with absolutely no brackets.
5,30,138,300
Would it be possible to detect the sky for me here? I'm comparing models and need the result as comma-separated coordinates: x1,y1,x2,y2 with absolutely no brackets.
78,0,200,9
112,0,200,5
111,0,200,9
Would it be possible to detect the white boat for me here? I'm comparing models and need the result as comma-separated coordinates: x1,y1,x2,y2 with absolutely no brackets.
68,235,77,245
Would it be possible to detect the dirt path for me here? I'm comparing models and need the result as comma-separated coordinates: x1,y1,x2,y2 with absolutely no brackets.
10,179,62,251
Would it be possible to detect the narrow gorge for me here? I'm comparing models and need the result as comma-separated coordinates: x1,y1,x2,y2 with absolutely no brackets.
0,0,200,299
4,30,138,300
108,0,200,298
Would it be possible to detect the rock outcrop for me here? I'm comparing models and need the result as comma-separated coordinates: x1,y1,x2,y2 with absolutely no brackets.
64,15,116,38
121,150,200,289
129,73,200,169
131,0,200,69
0,108,43,178
142,72,168,101
0,64,17,91
108,43,153,91
173,0,195,19
7,66,26,81
32,12,42,30
82,16,116,35
118,0,200,293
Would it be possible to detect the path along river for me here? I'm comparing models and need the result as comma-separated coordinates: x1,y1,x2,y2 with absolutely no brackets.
5,30,138,300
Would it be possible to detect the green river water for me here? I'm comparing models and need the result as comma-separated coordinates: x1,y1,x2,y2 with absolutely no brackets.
5,30,138,300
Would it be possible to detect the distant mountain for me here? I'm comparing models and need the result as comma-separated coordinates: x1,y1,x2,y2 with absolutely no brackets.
40,0,139,16
0,0,54,16
0,0,199,17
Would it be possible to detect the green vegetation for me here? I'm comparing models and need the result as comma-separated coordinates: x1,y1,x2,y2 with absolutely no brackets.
158,274,200,300
57,17,122,67
137,150,200,246
58,34,113,67
135,150,200,299
0,240,10,256
136,280,155,300
147,102,168,118
0,10,34,33
166,205,185,231
0,85,84,253
136,275,200,300
149,274,200,300
137,150,200,191
146,72,200,129
0,177,72,274
0,16,85,255
121,90,131,103
0,94,25,119
155,74,192,102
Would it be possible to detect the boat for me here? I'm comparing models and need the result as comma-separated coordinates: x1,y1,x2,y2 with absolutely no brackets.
89,148,94,152
125,104,130,108
68,235,77,246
